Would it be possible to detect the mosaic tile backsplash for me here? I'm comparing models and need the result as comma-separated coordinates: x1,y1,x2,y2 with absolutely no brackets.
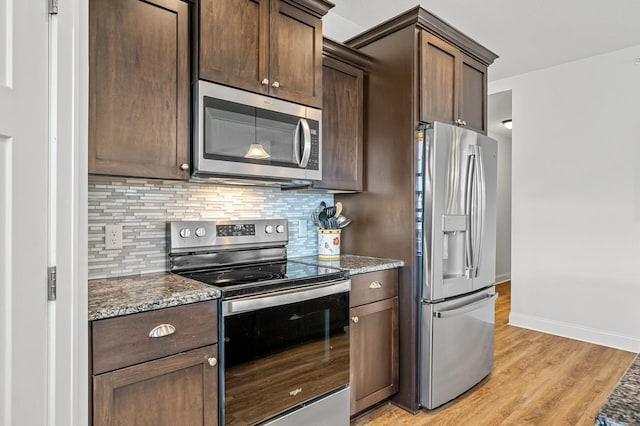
88,176,333,279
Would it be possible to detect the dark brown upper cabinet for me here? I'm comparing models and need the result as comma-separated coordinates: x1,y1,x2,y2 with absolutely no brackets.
197,0,333,108
420,31,488,134
347,7,497,136
89,0,190,180
315,38,369,192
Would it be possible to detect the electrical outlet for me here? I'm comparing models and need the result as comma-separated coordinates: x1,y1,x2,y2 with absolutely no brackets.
105,224,123,250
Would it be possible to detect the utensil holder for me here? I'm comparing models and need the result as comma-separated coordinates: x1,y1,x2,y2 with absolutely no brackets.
318,229,341,259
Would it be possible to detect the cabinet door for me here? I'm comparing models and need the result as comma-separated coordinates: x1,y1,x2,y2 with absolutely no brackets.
315,57,364,191
269,0,322,108
420,32,458,125
89,0,190,180
199,0,269,95
93,345,218,426
350,297,399,415
459,54,488,134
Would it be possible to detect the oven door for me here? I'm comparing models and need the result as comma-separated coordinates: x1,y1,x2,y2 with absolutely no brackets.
221,280,350,426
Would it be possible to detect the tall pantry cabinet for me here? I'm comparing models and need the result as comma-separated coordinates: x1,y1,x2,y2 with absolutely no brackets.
337,6,498,413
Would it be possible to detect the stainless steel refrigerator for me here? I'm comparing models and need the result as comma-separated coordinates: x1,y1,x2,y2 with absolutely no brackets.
417,121,498,409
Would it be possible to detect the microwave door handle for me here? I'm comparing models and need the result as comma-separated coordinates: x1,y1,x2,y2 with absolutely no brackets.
293,120,302,165
299,118,312,168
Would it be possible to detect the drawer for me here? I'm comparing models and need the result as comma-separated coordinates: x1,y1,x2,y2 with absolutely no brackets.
350,269,398,307
92,300,217,374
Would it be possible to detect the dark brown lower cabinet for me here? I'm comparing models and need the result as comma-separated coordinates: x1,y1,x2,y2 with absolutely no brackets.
349,269,399,416
93,345,218,426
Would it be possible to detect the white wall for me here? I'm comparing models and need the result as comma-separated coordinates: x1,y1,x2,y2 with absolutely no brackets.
490,44,640,352
322,10,365,41
488,91,512,283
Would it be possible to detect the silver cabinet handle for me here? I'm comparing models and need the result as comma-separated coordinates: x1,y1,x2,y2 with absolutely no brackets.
207,357,217,367
148,323,176,338
180,163,189,171
369,281,383,289
261,78,269,86
271,81,280,88
454,119,467,126
351,316,359,323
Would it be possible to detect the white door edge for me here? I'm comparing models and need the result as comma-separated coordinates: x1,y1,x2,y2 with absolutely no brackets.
51,0,89,424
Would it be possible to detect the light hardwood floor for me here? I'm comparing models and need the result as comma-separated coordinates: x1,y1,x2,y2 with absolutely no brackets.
352,282,635,426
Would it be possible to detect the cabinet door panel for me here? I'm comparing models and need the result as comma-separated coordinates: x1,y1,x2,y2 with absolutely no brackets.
92,301,218,375
316,57,363,191
420,32,457,125
89,0,189,179
199,0,269,94
93,345,218,426
350,269,398,307
460,55,487,134
269,0,322,107
350,297,399,415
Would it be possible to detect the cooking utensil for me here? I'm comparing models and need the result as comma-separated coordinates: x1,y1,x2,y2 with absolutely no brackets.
311,211,320,227
318,209,329,229
335,201,343,217
336,215,352,229
325,206,337,218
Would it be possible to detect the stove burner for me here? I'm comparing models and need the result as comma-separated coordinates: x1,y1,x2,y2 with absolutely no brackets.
181,262,287,288
177,260,347,298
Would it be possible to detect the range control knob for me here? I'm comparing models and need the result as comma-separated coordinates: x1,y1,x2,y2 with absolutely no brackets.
265,225,274,234
179,228,191,238
276,224,285,233
195,227,206,237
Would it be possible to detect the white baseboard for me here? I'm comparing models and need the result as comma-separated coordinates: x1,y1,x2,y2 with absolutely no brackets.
495,272,511,284
509,312,640,353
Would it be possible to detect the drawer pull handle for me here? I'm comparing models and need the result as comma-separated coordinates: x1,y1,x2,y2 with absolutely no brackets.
352,316,359,323
148,324,176,338
208,357,217,367
369,281,383,289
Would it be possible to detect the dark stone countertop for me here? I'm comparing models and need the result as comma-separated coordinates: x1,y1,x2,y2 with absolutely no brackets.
88,255,402,321
596,354,640,425
291,254,404,275
88,272,221,321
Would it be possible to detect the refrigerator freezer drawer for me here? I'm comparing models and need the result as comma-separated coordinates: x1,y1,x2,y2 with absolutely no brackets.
420,289,497,409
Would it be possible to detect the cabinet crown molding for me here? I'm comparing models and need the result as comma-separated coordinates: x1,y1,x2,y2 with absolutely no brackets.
283,0,334,18
322,37,372,70
346,6,498,66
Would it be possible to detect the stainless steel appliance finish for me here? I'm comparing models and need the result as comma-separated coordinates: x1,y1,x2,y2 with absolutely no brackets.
417,122,498,409
168,219,350,425
262,387,350,426
193,81,322,184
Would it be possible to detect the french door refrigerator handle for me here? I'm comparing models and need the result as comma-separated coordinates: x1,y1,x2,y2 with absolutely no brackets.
464,152,475,277
473,145,487,277
433,292,498,318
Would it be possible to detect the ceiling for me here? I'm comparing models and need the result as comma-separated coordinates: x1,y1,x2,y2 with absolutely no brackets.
326,0,640,81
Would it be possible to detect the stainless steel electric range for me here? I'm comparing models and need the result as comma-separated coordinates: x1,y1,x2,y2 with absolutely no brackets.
168,219,350,426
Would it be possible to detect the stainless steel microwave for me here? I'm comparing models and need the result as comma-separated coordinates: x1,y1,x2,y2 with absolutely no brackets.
193,81,322,183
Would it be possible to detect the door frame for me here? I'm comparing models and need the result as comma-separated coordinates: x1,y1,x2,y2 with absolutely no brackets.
55,0,89,424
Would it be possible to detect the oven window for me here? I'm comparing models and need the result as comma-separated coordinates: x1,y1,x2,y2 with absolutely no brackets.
223,291,349,425
203,97,301,168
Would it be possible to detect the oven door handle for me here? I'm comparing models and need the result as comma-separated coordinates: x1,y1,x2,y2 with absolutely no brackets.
223,279,350,316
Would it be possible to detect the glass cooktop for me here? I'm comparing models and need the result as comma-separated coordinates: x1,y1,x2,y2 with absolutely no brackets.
178,260,348,298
